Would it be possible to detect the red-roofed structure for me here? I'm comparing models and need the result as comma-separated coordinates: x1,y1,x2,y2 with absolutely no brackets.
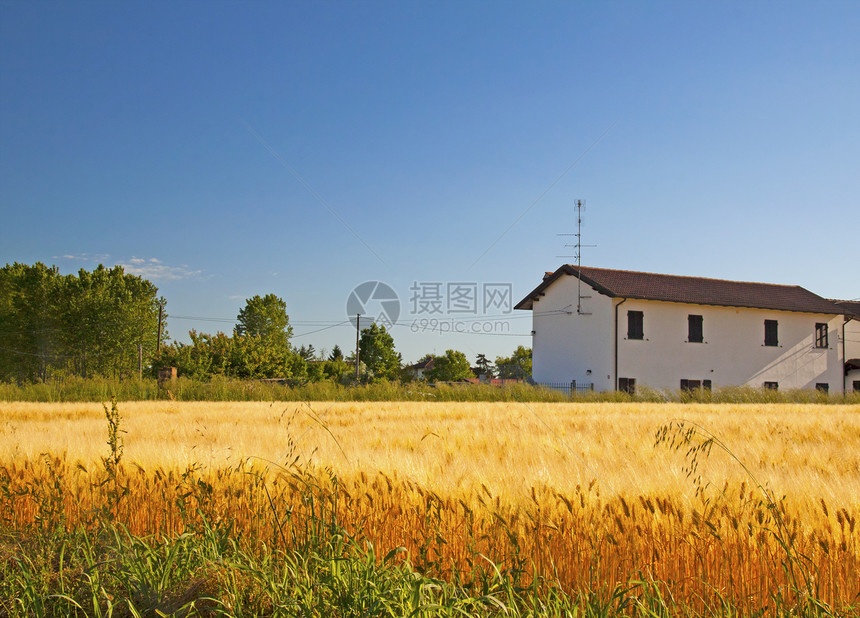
516,266,855,393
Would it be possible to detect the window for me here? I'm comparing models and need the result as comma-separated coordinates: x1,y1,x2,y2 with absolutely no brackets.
618,377,636,394
764,320,779,347
815,383,829,393
627,311,644,340
763,381,779,391
815,323,828,348
680,379,701,392
681,379,712,392
688,315,703,343
854,380,860,392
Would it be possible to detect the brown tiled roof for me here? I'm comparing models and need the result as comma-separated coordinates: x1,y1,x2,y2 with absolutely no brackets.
515,265,844,315
832,299,860,318
409,357,435,370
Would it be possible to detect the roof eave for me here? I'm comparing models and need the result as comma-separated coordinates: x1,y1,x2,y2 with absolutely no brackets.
516,265,845,315
515,264,619,310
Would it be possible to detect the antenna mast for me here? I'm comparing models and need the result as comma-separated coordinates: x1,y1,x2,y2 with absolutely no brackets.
557,199,595,314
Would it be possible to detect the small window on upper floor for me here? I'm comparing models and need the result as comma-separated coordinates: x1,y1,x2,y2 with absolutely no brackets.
815,323,828,348
763,381,779,391
815,383,829,393
764,320,779,347
627,311,644,340
688,315,703,343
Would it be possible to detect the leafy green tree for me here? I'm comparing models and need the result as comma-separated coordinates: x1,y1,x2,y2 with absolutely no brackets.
285,352,308,382
427,349,474,382
155,328,306,381
214,293,298,379
306,361,326,382
156,293,300,382
495,346,532,380
0,262,164,382
230,334,287,379
358,323,401,381
0,262,62,382
60,264,164,378
316,344,350,382
154,330,231,380
235,294,293,347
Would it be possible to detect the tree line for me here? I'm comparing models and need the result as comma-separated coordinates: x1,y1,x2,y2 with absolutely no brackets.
150,293,355,383
154,301,531,384
0,263,164,382
1,263,531,385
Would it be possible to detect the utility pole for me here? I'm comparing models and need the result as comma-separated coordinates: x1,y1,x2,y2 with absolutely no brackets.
354,314,361,379
156,303,163,352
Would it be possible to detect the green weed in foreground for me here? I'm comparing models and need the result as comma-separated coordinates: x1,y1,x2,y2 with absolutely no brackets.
3,515,852,617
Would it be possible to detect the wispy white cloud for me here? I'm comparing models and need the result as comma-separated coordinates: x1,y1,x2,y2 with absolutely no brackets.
53,253,111,262
53,253,201,281
119,258,202,281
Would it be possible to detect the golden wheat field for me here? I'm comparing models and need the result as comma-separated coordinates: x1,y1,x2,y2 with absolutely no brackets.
2,400,859,612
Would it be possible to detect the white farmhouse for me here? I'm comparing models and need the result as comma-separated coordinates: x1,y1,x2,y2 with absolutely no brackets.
515,265,855,393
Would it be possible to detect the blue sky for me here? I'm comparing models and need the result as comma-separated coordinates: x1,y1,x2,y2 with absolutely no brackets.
1,1,857,364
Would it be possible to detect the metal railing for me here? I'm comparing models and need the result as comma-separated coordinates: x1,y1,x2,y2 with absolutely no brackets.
536,381,594,395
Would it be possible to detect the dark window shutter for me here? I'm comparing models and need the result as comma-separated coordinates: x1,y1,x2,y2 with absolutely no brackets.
764,320,778,346
627,311,644,340
688,315,703,343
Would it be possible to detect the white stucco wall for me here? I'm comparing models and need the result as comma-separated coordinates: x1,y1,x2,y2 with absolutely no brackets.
616,300,843,391
529,277,615,390
526,274,846,392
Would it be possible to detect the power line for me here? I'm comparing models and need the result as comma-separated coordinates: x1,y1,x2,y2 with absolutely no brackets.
292,321,352,339
169,313,539,327
169,315,236,323
170,315,356,326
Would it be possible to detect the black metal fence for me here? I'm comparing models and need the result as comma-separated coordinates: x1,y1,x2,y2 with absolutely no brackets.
535,381,594,396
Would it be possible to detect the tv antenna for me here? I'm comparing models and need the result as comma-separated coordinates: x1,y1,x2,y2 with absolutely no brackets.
557,199,595,314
